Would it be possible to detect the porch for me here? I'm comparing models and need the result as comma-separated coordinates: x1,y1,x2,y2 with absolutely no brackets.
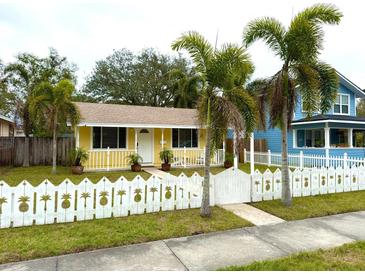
77,126,225,171
291,115,365,157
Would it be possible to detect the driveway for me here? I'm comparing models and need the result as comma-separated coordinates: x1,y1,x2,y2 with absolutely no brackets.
1,211,365,271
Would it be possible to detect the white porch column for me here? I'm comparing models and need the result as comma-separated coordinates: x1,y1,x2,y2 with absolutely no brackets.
250,132,254,174
233,131,238,168
75,126,80,148
134,128,138,153
324,124,330,149
292,129,297,148
348,128,353,148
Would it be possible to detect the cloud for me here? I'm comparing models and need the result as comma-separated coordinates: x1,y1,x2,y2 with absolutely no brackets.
0,0,364,88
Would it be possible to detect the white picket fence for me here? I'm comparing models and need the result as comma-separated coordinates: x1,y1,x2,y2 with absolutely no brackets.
251,166,365,202
0,173,205,229
1,166,365,229
245,149,365,169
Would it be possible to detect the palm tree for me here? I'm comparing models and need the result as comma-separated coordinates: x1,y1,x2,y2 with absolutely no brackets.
243,4,342,206
169,69,202,108
172,31,257,217
29,79,80,174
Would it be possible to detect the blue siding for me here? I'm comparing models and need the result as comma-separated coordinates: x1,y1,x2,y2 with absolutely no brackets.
294,82,356,119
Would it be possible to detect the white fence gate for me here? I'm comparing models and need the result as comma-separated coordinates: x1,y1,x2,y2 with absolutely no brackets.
213,168,251,204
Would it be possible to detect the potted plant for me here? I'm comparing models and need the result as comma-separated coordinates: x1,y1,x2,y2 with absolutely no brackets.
70,148,89,175
159,148,173,171
224,152,234,168
126,153,143,172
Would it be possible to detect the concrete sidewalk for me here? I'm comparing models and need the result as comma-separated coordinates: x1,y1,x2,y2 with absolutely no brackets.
221,203,285,226
1,211,365,271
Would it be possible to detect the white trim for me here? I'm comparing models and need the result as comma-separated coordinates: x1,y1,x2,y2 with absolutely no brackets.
332,93,350,115
91,126,128,150
136,128,154,164
0,114,14,124
295,128,325,149
171,128,199,149
76,122,202,129
337,71,365,98
292,119,365,126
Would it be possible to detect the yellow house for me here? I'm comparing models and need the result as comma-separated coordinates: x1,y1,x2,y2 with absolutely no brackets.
0,114,14,137
74,102,225,170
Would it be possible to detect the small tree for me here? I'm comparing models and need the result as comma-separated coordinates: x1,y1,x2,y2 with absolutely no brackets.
29,79,80,173
172,31,257,217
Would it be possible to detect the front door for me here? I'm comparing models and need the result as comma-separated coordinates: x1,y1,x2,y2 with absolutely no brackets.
137,129,153,164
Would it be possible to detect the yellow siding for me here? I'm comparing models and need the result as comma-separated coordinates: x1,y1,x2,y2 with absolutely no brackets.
128,128,135,150
77,126,206,169
199,129,206,149
79,126,91,150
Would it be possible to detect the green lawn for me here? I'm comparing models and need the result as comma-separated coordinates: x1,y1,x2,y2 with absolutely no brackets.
221,241,365,271
0,207,251,265
0,163,276,186
0,166,151,186
251,190,365,221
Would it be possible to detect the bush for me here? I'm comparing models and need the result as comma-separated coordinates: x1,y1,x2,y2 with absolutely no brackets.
126,153,143,165
70,148,89,166
159,148,174,164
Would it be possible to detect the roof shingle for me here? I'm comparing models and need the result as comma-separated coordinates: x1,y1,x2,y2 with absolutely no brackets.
74,102,200,128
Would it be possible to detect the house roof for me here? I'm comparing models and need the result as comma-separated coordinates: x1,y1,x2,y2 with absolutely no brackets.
74,102,201,128
336,70,365,98
292,114,365,125
0,114,14,124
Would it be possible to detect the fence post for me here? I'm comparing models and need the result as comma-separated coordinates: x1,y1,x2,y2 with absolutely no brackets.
344,152,348,169
325,148,329,168
250,132,254,174
267,149,271,167
243,148,247,163
183,146,187,168
299,150,304,169
107,146,110,171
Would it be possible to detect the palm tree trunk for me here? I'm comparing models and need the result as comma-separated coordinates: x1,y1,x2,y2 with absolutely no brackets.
52,112,57,174
200,99,212,217
281,71,292,206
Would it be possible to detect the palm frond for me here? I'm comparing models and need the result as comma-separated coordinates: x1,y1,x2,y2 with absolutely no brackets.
171,31,213,75
311,61,338,113
243,17,286,59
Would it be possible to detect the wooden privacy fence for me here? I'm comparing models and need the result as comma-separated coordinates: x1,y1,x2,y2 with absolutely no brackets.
0,137,74,167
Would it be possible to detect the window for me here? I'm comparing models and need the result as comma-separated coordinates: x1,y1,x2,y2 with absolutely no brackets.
92,127,127,149
330,128,348,147
296,129,324,148
172,128,198,148
353,130,365,147
333,94,349,114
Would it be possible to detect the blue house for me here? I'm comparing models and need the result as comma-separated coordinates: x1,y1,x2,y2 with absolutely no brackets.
254,71,365,159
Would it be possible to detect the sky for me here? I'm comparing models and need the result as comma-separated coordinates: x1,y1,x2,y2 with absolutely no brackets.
0,0,364,88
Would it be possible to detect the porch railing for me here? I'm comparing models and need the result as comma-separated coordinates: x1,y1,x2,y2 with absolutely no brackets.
244,149,365,169
84,149,135,171
171,148,224,168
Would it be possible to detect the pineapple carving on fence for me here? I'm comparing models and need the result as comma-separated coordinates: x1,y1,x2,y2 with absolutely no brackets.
0,172,205,229
250,166,365,202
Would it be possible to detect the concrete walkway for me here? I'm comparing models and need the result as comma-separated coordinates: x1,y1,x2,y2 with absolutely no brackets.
143,167,168,179
1,211,365,271
221,203,285,226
